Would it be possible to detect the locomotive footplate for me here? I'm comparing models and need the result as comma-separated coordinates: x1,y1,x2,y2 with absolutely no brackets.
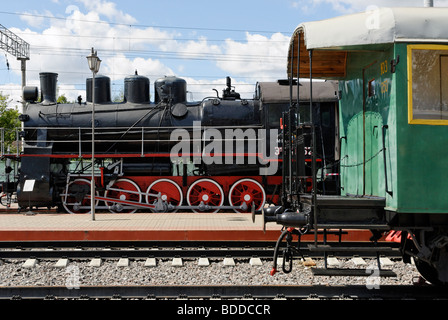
262,195,395,277
301,194,389,230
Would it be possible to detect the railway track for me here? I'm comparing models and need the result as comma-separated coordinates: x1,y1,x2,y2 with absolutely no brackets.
0,240,402,259
2,240,440,303
1,284,447,300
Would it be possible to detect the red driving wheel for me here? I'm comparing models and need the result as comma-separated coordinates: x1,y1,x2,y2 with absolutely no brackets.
229,178,266,213
105,178,142,213
187,178,224,213
146,179,183,212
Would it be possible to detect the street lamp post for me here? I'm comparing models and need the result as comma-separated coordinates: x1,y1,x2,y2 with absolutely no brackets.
86,48,101,221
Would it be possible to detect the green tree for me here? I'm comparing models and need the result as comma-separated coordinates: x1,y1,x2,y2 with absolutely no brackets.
0,93,20,153
57,94,69,104
113,89,124,102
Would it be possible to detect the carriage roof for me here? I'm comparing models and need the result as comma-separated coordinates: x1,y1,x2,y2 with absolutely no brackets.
256,81,338,103
286,7,448,79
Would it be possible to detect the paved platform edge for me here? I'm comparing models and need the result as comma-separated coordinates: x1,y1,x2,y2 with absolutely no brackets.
0,230,282,241
0,229,375,242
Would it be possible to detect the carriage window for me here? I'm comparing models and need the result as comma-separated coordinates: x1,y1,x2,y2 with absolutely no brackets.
408,45,448,124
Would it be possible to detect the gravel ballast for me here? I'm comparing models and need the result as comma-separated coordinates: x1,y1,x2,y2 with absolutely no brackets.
0,257,422,287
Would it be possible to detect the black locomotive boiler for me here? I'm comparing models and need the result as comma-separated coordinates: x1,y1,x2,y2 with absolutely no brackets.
1,71,339,214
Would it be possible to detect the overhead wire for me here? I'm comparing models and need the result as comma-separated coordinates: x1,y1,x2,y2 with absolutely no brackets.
0,10,288,100
14,31,290,43
0,10,291,34
0,10,288,74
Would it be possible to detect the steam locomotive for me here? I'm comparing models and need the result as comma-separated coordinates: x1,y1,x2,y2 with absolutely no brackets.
1,71,339,214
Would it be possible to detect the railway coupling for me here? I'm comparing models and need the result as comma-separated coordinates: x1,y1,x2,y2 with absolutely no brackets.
256,205,310,276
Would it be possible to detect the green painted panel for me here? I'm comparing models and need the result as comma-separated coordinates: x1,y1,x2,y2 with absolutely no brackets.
339,43,448,214
338,47,395,205
341,111,363,195
364,111,384,196
393,43,448,213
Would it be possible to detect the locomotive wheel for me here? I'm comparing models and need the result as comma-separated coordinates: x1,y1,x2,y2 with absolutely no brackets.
146,179,183,212
414,246,448,286
229,178,266,213
61,178,99,214
105,178,142,213
187,178,224,213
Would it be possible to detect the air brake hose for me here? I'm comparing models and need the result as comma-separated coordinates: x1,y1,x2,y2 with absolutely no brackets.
270,228,290,276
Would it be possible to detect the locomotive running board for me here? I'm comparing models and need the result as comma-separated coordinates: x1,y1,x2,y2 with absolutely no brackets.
311,268,396,277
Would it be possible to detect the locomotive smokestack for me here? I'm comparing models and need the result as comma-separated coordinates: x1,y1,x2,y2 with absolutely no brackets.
39,72,58,105
222,76,240,100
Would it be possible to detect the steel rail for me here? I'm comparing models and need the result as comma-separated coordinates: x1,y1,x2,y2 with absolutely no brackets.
0,240,402,259
0,284,446,300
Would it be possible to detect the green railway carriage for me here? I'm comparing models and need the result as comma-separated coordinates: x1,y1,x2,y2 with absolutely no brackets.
264,7,448,284
290,7,448,220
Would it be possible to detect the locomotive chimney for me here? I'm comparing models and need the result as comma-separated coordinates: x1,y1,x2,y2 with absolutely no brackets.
39,72,58,105
222,76,241,100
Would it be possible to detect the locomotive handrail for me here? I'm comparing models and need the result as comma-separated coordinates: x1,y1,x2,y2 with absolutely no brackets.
20,139,262,144
20,125,264,130
18,126,265,154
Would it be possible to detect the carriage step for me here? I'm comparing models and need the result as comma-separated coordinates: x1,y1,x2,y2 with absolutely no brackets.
311,268,396,277
307,244,399,252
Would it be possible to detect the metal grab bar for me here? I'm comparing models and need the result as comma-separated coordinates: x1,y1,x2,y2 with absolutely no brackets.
382,125,393,196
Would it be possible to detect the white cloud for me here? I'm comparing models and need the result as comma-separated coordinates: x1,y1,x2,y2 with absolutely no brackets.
306,0,448,13
103,53,174,81
6,3,176,102
5,0,291,104
20,10,54,28
76,0,137,24
217,32,290,81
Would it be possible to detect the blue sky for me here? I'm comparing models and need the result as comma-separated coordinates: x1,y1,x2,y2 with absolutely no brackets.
0,0,446,105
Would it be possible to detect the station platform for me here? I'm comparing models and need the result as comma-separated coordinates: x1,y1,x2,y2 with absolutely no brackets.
0,206,376,242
